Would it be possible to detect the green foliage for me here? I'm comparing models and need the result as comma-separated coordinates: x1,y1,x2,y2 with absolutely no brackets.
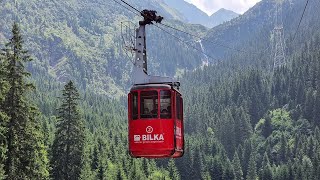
1,22,49,179
51,81,86,180
0,51,8,180
232,152,243,180
246,153,257,180
0,0,206,98
167,159,180,180
1,0,320,179
260,153,272,180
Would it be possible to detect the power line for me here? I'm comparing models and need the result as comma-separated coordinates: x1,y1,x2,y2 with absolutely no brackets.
116,0,256,55
120,0,141,14
154,24,220,62
111,0,141,17
112,0,221,63
292,0,309,41
159,23,256,55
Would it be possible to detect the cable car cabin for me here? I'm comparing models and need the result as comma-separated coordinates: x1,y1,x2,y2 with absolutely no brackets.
128,84,184,158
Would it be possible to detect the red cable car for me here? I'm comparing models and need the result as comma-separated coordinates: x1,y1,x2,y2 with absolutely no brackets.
128,84,184,158
126,10,184,158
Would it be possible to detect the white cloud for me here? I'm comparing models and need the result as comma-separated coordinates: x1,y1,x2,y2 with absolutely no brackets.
184,0,261,15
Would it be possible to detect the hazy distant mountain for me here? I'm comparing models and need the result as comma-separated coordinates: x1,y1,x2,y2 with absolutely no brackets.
162,0,238,27
161,0,209,25
208,8,239,27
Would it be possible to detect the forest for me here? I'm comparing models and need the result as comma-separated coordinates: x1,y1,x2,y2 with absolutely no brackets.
1,0,320,179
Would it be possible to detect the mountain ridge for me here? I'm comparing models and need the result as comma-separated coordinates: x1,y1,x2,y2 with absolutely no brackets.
162,0,239,27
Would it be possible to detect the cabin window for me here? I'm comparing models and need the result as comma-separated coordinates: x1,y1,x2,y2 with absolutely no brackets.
132,92,138,120
160,90,171,119
140,91,158,118
176,95,182,120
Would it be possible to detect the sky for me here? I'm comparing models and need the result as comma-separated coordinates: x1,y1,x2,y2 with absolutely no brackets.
184,0,261,15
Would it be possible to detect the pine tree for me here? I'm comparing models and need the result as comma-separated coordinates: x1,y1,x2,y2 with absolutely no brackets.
2,22,49,179
219,109,236,156
168,159,180,180
233,107,252,147
262,115,272,138
79,140,95,180
242,140,252,178
51,81,86,180
260,153,272,180
278,133,288,163
94,137,107,180
0,49,8,180
246,153,257,180
301,156,314,180
232,152,243,180
223,159,235,180
209,156,224,180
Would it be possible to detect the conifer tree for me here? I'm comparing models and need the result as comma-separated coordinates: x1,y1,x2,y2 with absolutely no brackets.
168,159,180,180
223,159,235,180
80,136,95,180
2,22,49,179
262,115,272,138
51,81,86,180
278,133,288,163
246,153,257,180
0,47,8,180
93,137,107,180
210,156,223,180
260,153,272,180
233,107,252,147
242,140,252,177
301,156,314,180
232,152,243,180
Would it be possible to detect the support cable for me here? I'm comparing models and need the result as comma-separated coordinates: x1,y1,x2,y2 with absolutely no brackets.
116,0,257,55
292,0,309,42
111,0,141,17
159,23,257,55
154,24,220,62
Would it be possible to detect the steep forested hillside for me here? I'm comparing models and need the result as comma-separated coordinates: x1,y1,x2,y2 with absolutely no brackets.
1,0,320,179
0,0,205,97
180,0,320,179
201,0,320,63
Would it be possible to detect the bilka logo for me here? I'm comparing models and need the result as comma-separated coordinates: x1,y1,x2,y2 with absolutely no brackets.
133,126,164,143
146,126,153,133
142,134,164,141
134,135,141,142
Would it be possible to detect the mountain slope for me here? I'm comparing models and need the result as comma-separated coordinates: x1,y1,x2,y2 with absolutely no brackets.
162,0,209,25
0,0,206,97
209,8,239,27
202,0,319,64
180,0,320,177
1,0,320,179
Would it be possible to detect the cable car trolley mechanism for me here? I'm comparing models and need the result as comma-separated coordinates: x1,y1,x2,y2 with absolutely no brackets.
127,10,184,158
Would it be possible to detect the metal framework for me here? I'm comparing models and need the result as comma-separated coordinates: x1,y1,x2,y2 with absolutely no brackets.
131,10,179,87
272,1,286,70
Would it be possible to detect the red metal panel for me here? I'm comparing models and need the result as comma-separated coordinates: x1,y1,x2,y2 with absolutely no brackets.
129,119,175,158
128,87,184,158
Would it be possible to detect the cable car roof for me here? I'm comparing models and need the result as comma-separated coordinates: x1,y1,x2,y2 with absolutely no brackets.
130,84,172,91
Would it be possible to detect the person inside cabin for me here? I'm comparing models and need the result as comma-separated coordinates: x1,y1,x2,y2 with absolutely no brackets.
151,108,158,118
161,108,169,118
166,105,171,118
143,108,151,118
167,106,171,114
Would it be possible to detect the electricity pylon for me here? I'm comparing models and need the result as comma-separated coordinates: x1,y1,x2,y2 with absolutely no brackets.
272,1,286,71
